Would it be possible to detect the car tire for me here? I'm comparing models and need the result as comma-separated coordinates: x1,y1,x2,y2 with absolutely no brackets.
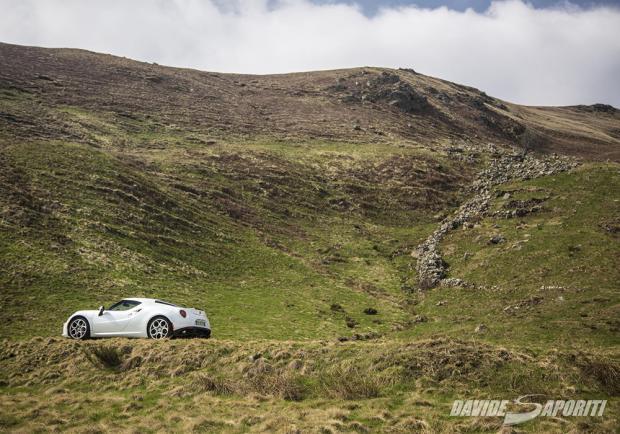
200,329,211,339
147,316,173,340
67,316,90,340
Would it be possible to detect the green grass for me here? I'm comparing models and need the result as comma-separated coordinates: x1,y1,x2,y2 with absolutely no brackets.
1,135,618,349
0,133,467,340
444,164,619,290
393,164,620,350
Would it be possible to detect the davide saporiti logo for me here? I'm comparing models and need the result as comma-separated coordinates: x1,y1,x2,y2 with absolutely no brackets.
450,395,607,426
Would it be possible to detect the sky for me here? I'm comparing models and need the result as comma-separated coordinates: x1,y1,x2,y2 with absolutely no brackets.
315,0,620,14
1,0,619,107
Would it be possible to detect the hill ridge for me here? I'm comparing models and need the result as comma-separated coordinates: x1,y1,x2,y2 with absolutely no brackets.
1,42,619,160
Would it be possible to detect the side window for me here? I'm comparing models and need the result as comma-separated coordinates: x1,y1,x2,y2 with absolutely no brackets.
108,300,141,311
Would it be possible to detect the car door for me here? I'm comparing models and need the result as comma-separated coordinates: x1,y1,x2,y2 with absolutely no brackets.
91,300,142,336
123,305,148,335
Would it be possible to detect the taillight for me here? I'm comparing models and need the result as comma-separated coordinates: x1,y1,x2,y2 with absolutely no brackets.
180,309,187,318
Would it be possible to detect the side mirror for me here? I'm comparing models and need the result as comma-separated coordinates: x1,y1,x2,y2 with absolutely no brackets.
98,306,105,316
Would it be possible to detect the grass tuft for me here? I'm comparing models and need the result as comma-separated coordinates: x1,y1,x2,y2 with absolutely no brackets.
197,369,307,401
196,374,236,395
244,368,307,401
574,354,620,395
82,345,123,371
320,364,382,400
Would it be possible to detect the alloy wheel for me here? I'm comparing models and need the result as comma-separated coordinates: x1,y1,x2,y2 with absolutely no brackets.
149,318,170,339
69,318,88,339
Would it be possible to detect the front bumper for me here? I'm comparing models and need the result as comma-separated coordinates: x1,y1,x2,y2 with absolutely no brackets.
173,327,211,338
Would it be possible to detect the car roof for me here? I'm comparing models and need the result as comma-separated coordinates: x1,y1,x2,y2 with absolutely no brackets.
124,297,178,305
124,297,155,303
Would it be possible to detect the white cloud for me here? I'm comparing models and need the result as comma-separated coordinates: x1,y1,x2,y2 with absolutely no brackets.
1,0,619,106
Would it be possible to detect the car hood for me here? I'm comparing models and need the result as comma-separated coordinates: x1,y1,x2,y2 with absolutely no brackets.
68,310,99,320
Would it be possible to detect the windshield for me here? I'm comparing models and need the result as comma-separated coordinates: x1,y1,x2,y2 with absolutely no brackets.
108,300,141,311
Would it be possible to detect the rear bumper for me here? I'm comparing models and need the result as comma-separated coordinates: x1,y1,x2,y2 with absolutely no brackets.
173,327,211,338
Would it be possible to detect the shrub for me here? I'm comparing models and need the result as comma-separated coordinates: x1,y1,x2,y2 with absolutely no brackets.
330,303,344,312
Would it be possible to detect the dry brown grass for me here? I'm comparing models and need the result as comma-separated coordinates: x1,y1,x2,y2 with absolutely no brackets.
320,363,383,400
196,369,306,401
573,353,620,395
0,338,618,433
195,374,237,395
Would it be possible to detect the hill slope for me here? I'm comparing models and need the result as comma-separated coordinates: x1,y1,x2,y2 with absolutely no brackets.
1,42,619,160
0,42,619,433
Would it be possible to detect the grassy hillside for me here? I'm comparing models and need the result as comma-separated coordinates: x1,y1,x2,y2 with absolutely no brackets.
0,43,619,433
400,164,620,350
0,136,473,340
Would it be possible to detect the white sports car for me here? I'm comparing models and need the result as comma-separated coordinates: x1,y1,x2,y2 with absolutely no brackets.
62,298,211,340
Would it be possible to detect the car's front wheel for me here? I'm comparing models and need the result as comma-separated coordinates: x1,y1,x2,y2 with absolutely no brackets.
68,316,90,340
147,316,172,339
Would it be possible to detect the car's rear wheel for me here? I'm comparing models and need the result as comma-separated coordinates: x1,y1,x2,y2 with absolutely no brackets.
147,316,172,339
68,316,90,340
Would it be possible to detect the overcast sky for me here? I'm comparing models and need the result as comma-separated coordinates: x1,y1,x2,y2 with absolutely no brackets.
1,0,619,107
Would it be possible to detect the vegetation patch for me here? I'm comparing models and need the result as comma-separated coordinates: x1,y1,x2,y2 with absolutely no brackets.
82,345,124,371
0,338,618,432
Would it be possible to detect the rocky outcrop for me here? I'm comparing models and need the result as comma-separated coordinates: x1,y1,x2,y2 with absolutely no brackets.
327,70,431,114
576,103,617,113
414,146,578,289
365,77,430,114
